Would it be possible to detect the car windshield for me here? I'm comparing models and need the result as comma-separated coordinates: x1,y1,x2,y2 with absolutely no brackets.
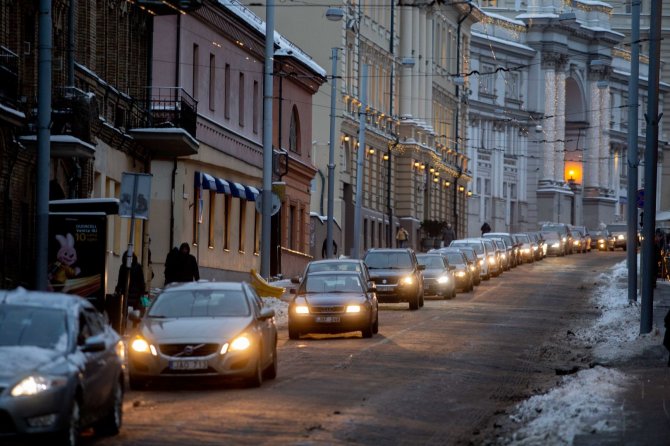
445,253,465,265
417,256,445,269
459,250,476,262
0,306,68,352
516,234,530,243
494,240,505,249
542,224,566,234
149,290,250,318
308,262,361,273
452,241,483,254
541,231,560,241
364,252,413,269
301,274,363,293
592,231,607,237
607,224,627,233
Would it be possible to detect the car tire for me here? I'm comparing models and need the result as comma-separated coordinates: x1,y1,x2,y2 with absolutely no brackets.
361,319,374,338
263,341,278,380
128,375,148,391
409,295,420,310
419,293,425,307
372,310,379,334
245,353,263,388
288,323,301,340
56,398,81,446
96,379,123,437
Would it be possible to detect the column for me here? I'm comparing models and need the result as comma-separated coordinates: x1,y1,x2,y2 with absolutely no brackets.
555,69,566,183
425,12,433,128
599,85,610,191
585,81,601,189
412,7,420,120
542,65,556,183
399,3,412,118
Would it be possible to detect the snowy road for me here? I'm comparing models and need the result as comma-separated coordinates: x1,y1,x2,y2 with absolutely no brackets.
90,251,625,446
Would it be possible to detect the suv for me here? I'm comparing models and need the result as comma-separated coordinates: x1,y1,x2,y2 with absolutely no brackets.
606,223,628,250
363,248,425,310
540,223,572,255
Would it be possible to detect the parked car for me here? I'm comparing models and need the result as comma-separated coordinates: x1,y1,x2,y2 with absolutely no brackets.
432,248,474,292
481,238,502,277
541,231,565,256
606,223,628,250
527,232,544,260
128,281,277,388
540,223,572,255
483,233,517,268
449,246,482,285
572,226,592,252
416,253,456,299
0,288,125,446
291,258,372,287
514,233,535,263
288,270,379,339
490,238,511,271
450,238,491,280
363,248,425,310
591,229,614,251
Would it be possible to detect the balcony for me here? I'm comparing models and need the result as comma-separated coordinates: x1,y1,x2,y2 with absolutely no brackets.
0,46,24,126
129,87,199,158
135,0,203,15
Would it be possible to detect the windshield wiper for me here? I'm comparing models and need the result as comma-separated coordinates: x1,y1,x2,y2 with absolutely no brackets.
148,314,167,318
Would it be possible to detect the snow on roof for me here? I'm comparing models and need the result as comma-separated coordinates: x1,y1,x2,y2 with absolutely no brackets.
75,62,132,101
0,287,92,311
19,134,97,152
612,69,670,90
216,0,326,78
515,13,559,20
0,103,25,120
578,0,613,8
482,10,526,27
580,25,624,38
472,32,534,53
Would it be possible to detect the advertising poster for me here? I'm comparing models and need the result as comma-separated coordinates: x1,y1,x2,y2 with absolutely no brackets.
47,213,107,301
119,172,152,219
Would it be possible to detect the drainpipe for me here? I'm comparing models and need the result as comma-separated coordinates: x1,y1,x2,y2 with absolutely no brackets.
169,14,181,253
67,0,75,88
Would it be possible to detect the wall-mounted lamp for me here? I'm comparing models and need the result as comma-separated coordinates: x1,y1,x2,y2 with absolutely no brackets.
458,185,465,192
433,177,439,183
343,135,350,142
429,167,435,173
383,154,389,161
325,7,345,21
368,148,375,155
444,180,451,187
419,164,426,170
467,191,473,197
414,161,421,168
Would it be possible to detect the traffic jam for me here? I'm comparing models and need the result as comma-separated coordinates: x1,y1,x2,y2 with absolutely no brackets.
0,222,625,445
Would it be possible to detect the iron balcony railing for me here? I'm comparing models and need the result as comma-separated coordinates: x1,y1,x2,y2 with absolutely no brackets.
129,87,198,139
0,46,19,105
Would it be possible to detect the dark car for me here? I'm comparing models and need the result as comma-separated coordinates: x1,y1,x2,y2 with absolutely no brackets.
288,271,379,339
363,248,425,310
417,253,456,299
437,249,474,292
540,223,572,255
606,223,628,250
572,226,592,252
591,229,614,251
0,288,125,446
450,246,482,285
483,233,517,268
541,231,565,256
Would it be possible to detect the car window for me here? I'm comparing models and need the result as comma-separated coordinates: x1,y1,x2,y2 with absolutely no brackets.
451,241,483,254
364,252,413,269
445,253,465,265
302,275,363,293
149,290,250,318
84,309,104,335
417,256,445,269
0,306,69,352
309,262,360,273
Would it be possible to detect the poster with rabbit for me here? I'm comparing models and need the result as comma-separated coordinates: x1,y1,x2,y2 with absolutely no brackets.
48,213,106,301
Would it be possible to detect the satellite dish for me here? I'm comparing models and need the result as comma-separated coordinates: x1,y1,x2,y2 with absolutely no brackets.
255,192,281,216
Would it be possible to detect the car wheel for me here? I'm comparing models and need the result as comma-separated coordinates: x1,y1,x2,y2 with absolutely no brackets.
128,375,148,391
96,379,123,436
245,352,263,388
361,318,374,338
419,293,425,307
409,295,420,310
372,310,379,333
288,322,301,340
56,398,80,446
263,341,278,380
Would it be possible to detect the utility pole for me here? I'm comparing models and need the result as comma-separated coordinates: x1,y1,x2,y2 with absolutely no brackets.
326,48,338,258
35,0,52,291
640,0,663,334
626,0,640,303
387,0,395,248
352,64,368,259
261,0,275,278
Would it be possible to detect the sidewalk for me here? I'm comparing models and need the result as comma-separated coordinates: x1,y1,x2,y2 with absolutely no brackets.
574,282,670,445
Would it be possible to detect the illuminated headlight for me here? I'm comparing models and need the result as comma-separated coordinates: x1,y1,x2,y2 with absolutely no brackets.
230,335,251,351
346,305,362,313
437,275,449,284
562,237,567,242
469,265,476,272
573,240,580,246
501,254,506,260
456,271,466,277
488,256,496,265
400,276,414,285
479,259,484,266
115,340,125,361
551,242,560,248
11,375,67,397
617,234,625,240
131,337,157,356
532,246,539,251
295,305,310,314
598,239,605,244
522,248,531,254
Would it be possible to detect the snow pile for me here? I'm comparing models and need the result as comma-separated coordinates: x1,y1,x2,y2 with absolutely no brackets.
576,260,660,362
262,297,288,326
508,366,627,445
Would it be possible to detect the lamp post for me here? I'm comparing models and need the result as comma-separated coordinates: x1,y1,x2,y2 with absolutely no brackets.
326,47,339,258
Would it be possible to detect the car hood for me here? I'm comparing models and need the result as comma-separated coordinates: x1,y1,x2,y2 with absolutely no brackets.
367,269,412,279
299,293,367,306
422,269,447,279
140,317,252,343
0,346,62,380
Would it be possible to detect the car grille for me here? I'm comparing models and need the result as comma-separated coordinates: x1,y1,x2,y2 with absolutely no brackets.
0,410,15,434
310,306,345,314
373,277,397,285
161,367,218,375
159,343,219,357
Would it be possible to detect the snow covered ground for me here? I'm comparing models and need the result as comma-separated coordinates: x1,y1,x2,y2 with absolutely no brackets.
262,296,289,326
504,259,663,445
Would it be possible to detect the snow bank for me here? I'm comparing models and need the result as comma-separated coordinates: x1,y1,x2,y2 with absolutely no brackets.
262,297,288,326
508,366,627,445
576,259,661,362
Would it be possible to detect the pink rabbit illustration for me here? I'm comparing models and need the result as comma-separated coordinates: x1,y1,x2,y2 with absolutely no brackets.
48,233,81,288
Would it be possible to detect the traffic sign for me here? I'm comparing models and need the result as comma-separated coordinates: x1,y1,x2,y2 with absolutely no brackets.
255,192,281,216
636,188,645,209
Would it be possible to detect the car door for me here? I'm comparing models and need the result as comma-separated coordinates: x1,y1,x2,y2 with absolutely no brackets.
77,309,109,420
247,286,274,368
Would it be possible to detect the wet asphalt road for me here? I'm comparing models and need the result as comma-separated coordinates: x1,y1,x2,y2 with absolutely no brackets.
92,250,625,446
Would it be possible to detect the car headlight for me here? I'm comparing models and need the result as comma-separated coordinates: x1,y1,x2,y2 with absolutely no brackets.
479,259,484,266
598,239,605,243
562,237,567,242
551,242,559,248
295,305,310,314
501,254,506,260
488,256,496,265
11,375,67,397
400,276,414,285
346,305,362,313
618,234,625,240
230,335,251,351
532,246,539,251
469,265,476,272
115,340,125,362
522,248,530,254
456,271,466,277
437,275,449,284
131,337,157,356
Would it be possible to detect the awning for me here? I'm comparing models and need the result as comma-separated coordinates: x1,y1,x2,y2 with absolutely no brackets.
195,171,259,201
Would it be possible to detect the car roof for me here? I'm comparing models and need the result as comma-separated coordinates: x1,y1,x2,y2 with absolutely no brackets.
365,248,412,253
310,259,363,264
162,281,246,292
0,287,93,312
303,270,362,277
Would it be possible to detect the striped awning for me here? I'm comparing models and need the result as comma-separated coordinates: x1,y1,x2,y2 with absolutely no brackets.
195,171,260,201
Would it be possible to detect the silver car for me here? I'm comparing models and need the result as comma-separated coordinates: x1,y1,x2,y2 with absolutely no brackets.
128,282,277,388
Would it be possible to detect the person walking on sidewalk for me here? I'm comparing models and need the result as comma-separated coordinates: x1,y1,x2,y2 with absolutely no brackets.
173,242,200,283
396,226,409,248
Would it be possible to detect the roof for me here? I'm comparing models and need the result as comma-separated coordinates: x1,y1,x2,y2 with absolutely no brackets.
161,281,246,292
0,287,92,312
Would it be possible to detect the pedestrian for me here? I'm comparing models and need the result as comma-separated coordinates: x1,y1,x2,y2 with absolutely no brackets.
481,222,491,236
115,251,146,313
442,222,456,247
164,246,179,286
664,309,670,367
396,226,409,248
173,242,200,282
321,238,338,258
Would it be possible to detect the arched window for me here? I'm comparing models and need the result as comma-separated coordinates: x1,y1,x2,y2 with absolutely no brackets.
289,106,301,154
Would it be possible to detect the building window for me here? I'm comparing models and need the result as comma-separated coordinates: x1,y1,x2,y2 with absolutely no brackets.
364,219,368,250
485,178,491,195
192,44,199,99
239,73,245,127
254,211,260,254
288,204,296,250
208,191,216,248
224,64,231,119
238,199,247,252
505,72,519,100
223,194,231,250
209,54,215,111
289,106,301,153
479,64,495,95
193,186,200,246
253,80,259,134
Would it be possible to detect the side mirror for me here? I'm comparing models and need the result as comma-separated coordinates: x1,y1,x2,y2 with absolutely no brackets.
417,264,426,271
81,335,106,353
290,276,301,284
367,282,377,292
129,309,142,322
259,308,275,320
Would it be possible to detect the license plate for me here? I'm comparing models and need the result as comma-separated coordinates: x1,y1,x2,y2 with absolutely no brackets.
315,316,340,323
376,285,394,292
168,360,208,370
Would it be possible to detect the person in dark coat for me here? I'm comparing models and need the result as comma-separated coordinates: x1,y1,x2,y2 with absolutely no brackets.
115,251,145,311
442,223,456,247
664,309,670,367
481,222,492,236
164,246,179,286
173,242,200,283
321,239,338,258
